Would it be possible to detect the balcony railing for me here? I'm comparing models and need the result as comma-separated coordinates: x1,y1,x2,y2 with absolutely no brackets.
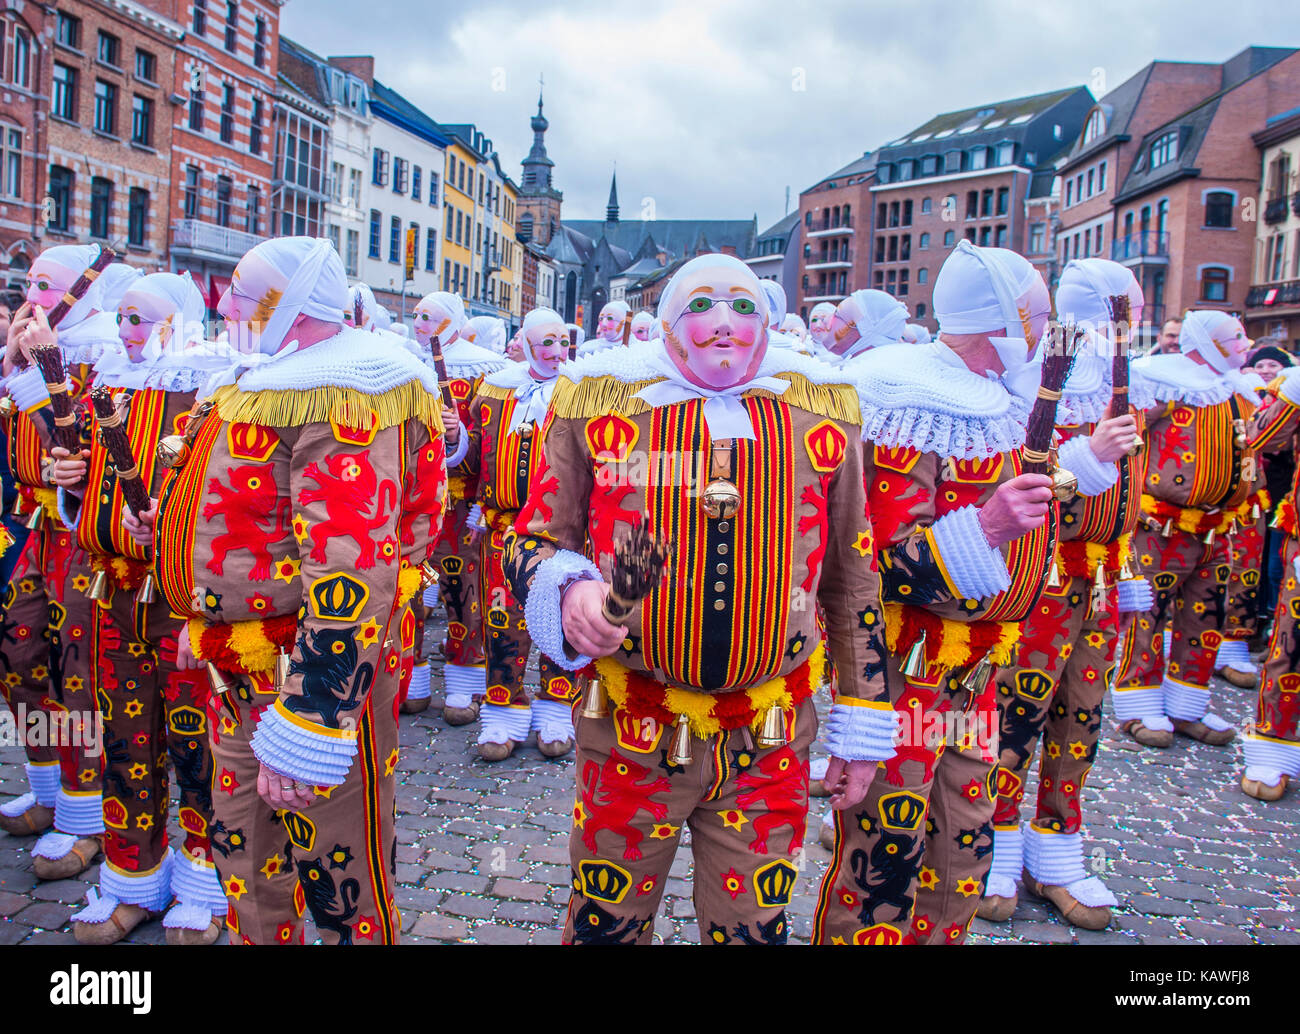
1111,231,1169,263
808,249,852,269
171,218,266,258
1264,197,1289,225
1245,279,1300,309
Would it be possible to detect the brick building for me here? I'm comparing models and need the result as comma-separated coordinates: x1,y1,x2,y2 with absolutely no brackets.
167,0,281,307
1105,48,1299,336
272,34,329,241
1,3,48,297
795,152,875,319
1245,107,1300,346
866,86,1093,330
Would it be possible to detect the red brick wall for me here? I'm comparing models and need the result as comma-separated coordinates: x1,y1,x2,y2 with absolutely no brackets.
0,5,48,282
796,176,872,318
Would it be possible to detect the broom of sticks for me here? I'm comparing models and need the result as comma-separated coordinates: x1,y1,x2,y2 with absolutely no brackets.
88,386,151,518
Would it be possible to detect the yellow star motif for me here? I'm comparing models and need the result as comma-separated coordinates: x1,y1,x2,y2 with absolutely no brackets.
312,784,335,799
649,822,679,840
65,676,83,693
1068,741,1089,760
1046,741,1062,759
123,699,144,719
19,578,35,593
31,665,48,680
4,672,20,688
852,530,874,557
273,555,302,584
955,876,981,898
917,866,939,890
71,574,90,592
720,809,748,833
79,768,97,785
260,853,285,879
220,716,237,736
128,762,148,781
572,800,587,829
830,935,847,945
384,748,399,776
135,813,154,831
1058,643,1073,660
354,618,382,650
224,875,247,900
127,642,147,658
292,513,310,543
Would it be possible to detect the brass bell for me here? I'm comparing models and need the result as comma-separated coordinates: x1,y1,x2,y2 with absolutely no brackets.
25,503,45,531
135,571,157,604
1272,508,1285,530
1046,558,1063,589
1161,518,1175,538
1120,557,1137,581
1251,503,1262,522
579,676,609,719
85,569,110,601
419,558,440,589
901,629,929,680
206,661,235,697
756,704,789,749
700,478,741,520
667,714,693,767
1202,526,1216,549
274,648,292,692
0,396,17,419
1051,466,1078,502
961,651,995,692
1127,437,1144,457
11,496,24,517
1091,565,1109,613
155,434,189,468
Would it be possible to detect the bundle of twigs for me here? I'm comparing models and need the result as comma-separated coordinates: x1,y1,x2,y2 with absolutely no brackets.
88,386,151,517
1021,321,1084,476
601,519,673,624
567,327,578,362
28,344,82,454
621,312,633,347
45,245,116,329
353,292,365,329
1107,294,1132,421
428,334,455,410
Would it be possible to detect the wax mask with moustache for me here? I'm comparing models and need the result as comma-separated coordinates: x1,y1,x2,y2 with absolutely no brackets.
631,312,653,341
413,297,459,348
25,254,81,310
596,301,630,343
660,257,768,391
216,251,288,356
524,318,568,380
808,302,836,348
116,288,177,360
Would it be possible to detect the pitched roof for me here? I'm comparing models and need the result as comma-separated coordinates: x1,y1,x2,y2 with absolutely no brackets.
757,210,799,242
803,151,877,192
370,79,450,149
560,218,758,261
887,86,1084,145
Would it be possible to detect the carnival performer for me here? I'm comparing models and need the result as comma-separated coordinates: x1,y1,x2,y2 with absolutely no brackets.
808,301,836,352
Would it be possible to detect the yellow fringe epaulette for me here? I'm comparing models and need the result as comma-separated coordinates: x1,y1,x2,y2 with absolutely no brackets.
550,371,861,425
472,381,519,403
210,381,443,432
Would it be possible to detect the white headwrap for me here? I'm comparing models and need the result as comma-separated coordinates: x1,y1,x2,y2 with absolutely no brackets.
1180,310,1249,374
464,315,507,354
780,313,807,340
598,300,631,326
760,280,787,331
833,289,909,359
416,290,467,343
245,237,347,357
37,249,144,362
1053,258,1145,408
933,240,1045,341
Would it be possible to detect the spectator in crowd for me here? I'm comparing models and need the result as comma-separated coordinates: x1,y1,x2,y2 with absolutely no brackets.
1249,342,1296,635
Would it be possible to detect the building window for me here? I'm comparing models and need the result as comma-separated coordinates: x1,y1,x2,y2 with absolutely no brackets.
183,166,199,219
48,166,73,232
917,268,928,285
1066,180,1073,207
216,175,232,227
995,224,1008,248
444,206,453,240
444,259,451,290
127,188,148,247
93,81,118,136
412,165,422,202
1098,161,1107,193
919,232,930,250
996,187,1008,216
98,31,120,68
944,229,955,246
53,65,77,121
921,197,932,215
1204,191,1233,229
2,128,22,199
1094,225,1103,254
345,229,360,277
996,142,1014,165
1149,131,1178,169
966,191,978,220
1029,223,1045,253
902,200,912,227
131,96,153,147
12,28,32,88
90,177,112,239
429,172,439,207
981,190,993,217
969,148,987,171
224,2,238,52
368,209,381,258
426,232,437,271
898,159,914,181
979,226,991,247
1200,266,1229,302
188,88,204,132
389,216,401,263
944,151,962,174
247,186,261,234
1269,235,1286,281
898,270,909,297
393,157,408,194
254,17,267,67
372,148,389,186
220,84,235,144
193,0,207,34
56,12,81,50
249,97,262,155
1086,168,1094,198
916,302,926,319
1082,109,1104,145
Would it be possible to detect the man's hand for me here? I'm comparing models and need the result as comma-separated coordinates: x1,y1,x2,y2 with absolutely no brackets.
1088,414,1140,463
175,621,202,671
561,578,626,659
977,473,1054,548
17,305,58,362
440,404,461,446
4,302,32,373
824,756,877,810
49,446,90,489
122,499,158,548
256,762,317,811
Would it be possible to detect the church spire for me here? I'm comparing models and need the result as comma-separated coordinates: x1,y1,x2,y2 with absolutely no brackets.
606,170,619,224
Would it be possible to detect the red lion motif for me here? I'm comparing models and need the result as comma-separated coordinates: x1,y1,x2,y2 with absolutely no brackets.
203,463,292,579
298,450,399,568
400,438,447,546
580,749,671,861
735,746,808,854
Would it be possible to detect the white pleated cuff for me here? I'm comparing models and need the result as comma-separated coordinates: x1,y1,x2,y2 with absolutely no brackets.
444,427,470,468
1162,677,1210,722
522,548,603,672
406,662,432,701
1023,828,1088,887
988,825,1024,884
1242,734,1300,777
169,850,228,916
444,662,486,707
25,761,61,806
54,789,103,836
531,699,575,738
1276,366,1300,406
930,505,1011,599
1111,684,1170,727
1116,577,1154,613
422,583,440,608
1215,638,1254,672
55,487,82,534
97,848,175,911
1058,434,1119,497
250,703,358,788
5,366,52,413
824,699,898,763
477,702,531,744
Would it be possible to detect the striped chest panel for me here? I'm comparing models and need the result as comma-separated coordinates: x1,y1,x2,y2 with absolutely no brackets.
77,388,177,560
8,413,45,487
1187,401,1236,506
487,395,538,513
1064,415,1148,543
155,411,222,617
969,451,1055,623
640,396,794,690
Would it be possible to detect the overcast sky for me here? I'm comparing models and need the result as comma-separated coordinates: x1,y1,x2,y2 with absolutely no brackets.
283,0,1292,232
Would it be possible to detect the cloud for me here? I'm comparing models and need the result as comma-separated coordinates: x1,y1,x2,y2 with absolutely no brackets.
282,0,1288,232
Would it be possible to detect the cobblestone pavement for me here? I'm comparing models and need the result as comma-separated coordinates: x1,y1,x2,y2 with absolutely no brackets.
1,618,1297,946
